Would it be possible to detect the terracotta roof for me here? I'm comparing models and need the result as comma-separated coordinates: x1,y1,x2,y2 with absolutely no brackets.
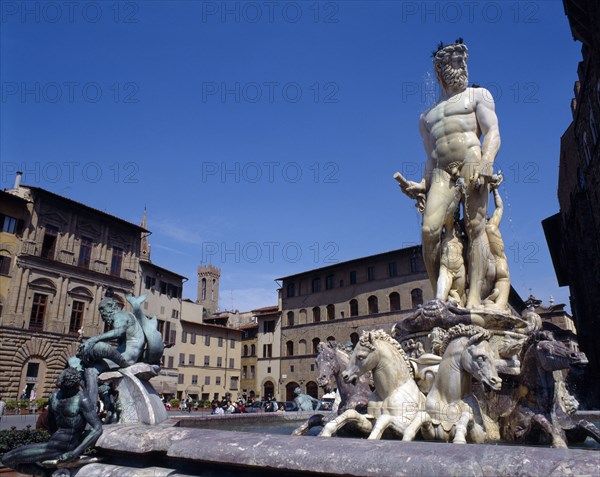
141,261,188,281
251,305,279,313
238,322,258,330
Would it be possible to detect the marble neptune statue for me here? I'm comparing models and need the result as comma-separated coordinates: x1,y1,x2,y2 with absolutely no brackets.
396,39,507,311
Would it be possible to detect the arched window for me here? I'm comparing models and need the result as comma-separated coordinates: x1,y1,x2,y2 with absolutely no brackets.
201,278,207,301
263,380,274,399
243,345,248,357
350,332,359,348
389,292,401,312
368,295,379,314
250,344,256,356
298,339,307,355
299,309,307,324
349,299,358,317
312,337,320,354
287,311,295,327
286,340,294,356
326,304,335,320
286,381,299,401
306,381,319,399
411,288,423,308
312,307,321,323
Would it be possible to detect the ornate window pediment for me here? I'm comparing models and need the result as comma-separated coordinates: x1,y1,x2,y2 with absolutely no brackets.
68,286,94,301
77,221,101,238
29,277,57,294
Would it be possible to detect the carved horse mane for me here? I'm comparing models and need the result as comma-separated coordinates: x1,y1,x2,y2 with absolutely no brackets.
316,341,371,414
439,324,492,356
358,329,414,379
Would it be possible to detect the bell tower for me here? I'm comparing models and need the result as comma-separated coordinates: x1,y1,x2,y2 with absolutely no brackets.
197,264,220,317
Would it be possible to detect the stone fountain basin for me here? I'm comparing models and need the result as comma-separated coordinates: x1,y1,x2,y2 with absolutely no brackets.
77,413,599,477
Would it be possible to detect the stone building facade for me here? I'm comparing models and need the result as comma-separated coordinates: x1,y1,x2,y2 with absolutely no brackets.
177,299,242,402
240,321,258,399
0,178,146,400
544,0,600,407
137,256,186,399
278,246,433,400
254,306,282,400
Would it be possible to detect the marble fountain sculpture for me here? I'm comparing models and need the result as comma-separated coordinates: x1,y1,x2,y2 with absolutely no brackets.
2,39,599,477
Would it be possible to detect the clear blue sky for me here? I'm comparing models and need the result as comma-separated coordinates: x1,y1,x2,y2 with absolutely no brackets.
0,1,582,311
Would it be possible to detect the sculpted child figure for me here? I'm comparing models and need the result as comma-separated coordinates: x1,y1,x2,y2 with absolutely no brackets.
436,180,466,306
483,173,510,311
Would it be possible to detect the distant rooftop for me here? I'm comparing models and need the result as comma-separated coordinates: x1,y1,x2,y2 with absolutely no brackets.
276,245,422,281
8,184,149,233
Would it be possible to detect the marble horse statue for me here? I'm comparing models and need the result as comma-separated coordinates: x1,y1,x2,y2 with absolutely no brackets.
500,330,598,448
320,330,426,440
292,341,372,436
411,324,502,444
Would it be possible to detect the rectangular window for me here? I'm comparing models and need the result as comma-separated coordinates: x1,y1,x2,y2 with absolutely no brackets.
229,339,235,349
267,366,271,373
191,333,196,345
204,355,210,366
326,274,334,290
164,321,171,342
204,335,211,346
178,374,184,385
169,330,176,345
242,366,248,378
229,358,234,369
230,376,239,390
144,275,156,289
311,277,321,293
69,300,85,333
110,247,123,276
287,283,295,298
310,364,315,372
290,365,295,372
182,331,187,343
41,225,58,259
216,376,221,385
159,281,167,294
217,357,222,367
367,266,375,281
250,365,255,378
191,375,198,385
171,309,179,319
410,256,418,273
6,217,17,234
167,356,174,368
29,293,47,330
350,270,357,285
388,262,398,277
189,354,195,365
204,376,210,385
264,320,275,333
0,255,11,276
218,337,223,347
179,353,185,365
78,237,93,269
263,344,272,358
2,216,17,234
